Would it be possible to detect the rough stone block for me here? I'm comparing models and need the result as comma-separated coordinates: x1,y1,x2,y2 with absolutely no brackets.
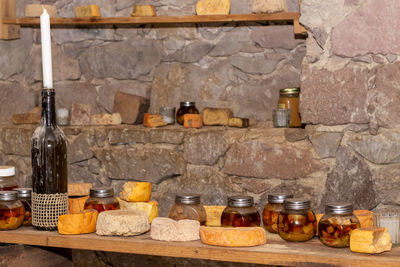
12,107,41,125
143,113,167,128
70,104,91,126
25,4,57,17
150,217,200,241
203,108,233,126
113,92,149,124
90,113,122,126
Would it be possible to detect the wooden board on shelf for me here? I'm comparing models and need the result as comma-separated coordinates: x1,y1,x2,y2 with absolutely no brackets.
0,227,399,266
0,0,20,39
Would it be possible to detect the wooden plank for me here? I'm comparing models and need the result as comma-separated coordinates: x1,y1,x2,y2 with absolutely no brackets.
0,0,20,39
294,0,307,35
0,227,399,266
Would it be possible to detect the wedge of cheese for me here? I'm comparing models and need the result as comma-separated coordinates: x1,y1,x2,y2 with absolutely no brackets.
143,113,167,128
350,227,392,254
196,0,230,15
204,205,226,226
117,198,158,223
75,5,101,18
120,182,152,202
200,226,266,247
58,209,98,235
354,210,374,228
68,196,89,214
131,5,157,17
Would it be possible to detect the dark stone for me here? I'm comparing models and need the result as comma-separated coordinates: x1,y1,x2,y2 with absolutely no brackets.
285,128,307,142
107,126,150,145
1,126,35,156
67,131,95,164
373,163,400,205
165,41,214,63
149,127,187,144
309,132,342,158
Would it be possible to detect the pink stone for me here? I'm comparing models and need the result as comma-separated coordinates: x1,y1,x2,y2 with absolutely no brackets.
251,25,303,50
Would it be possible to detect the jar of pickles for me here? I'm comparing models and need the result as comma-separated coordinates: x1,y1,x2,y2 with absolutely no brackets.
84,187,120,213
278,198,316,242
0,191,24,230
263,193,293,233
318,202,360,248
221,196,261,227
14,188,32,226
0,166,18,191
168,194,206,225
176,102,200,125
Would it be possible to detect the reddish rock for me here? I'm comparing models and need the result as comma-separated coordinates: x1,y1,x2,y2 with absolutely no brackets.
250,25,303,50
309,132,343,158
113,92,149,124
12,107,41,125
70,104,91,126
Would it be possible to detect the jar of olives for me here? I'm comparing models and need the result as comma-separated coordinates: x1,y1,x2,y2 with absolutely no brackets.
263,193,293,233
278,198,316,242
14,188,32,226
176,102,200,125
221,196,261,227
168,194,207,225
0,191,25,230
84,187,120,213
318,202,360,248
0,166,18,191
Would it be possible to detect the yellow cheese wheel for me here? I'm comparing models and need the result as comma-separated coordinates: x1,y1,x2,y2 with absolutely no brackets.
117,198,158,223
354,210,374,228
200,226,266,247
204,205,226,226
120,182,151,202
58,209,98,235
68,196,89,214
350,227,392,254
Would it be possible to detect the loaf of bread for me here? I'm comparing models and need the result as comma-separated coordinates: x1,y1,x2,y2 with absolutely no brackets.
117,198,158,223
204,206,225,226
354,210,374,228
120,182,152,202
96,210,150,236
202,108,233,126
200,226,266,247
350,227,392,254
75,5,101,17
58,209,98,235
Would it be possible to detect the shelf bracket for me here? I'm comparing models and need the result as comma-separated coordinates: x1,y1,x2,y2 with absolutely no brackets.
294,0,307,36
0,0,20,40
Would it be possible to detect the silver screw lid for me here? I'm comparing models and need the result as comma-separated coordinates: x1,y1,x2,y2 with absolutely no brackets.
175,194,201,205
180,101,196,107
90,187,114,198
284,198,311,210
325,202,353,215
268,193,293,204
228,196,254,208
13,188,32,199
0,191,18,201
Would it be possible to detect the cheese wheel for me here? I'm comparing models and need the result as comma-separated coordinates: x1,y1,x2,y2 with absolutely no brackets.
96,210,150,236
117,198,158,223
58,209,98,235
350,227,392,254
204,205,226,226
120,182,152,202
200,226,266,247
354,210,374,228
68,196,89,214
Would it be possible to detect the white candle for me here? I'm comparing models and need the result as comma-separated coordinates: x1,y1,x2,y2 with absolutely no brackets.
40,8,53,89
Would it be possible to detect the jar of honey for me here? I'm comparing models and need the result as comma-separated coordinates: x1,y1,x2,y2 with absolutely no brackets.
176,102,199,125
263,193,293,233
14,188,32,226
84,187,120,213
221,196,261,227
0,166,18,191
278,88,301,128
168,194,206,225
0,191,25,230
278,198,316,242
318,202,360,248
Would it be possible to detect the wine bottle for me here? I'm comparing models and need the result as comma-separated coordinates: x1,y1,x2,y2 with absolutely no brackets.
31,88,68,230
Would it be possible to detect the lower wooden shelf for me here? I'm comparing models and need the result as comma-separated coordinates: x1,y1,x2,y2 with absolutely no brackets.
0,227,399,266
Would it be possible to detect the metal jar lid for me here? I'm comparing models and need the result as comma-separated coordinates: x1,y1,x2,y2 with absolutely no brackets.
180,101,196,107
0,166,15,177
268,193,293,204
0,191,18,201
175,194,201,205
279,88,300,96
228,196,254,208
283,198,311,210
325,202,353,215
14,188,32,198
90,187,114,198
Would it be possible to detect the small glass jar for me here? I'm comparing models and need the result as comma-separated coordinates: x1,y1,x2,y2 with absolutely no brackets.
374,209,400,245
278,198,316,242
168,194,206,225
14,188,32,226
0,166,18,191
221,196,261,227
278,88,301,128
272,105,291,128
0,191,25,230
318,202,360,248
263,193,293,233
176,102,199,125
84,187,120,213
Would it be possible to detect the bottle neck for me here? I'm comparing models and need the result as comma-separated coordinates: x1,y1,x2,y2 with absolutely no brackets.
41,89,56,126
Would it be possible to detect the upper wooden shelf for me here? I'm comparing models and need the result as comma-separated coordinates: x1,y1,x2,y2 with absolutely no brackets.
0,227,399,266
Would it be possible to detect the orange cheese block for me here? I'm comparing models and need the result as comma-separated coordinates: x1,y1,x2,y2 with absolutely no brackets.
354,210,374,228
131,5,157,17
68,196,89,214
350,227,392,254
58,209,98,235
184,114,203,128
200,226,266,247
120,182,152,202
143,113,167,128
75,5,101,17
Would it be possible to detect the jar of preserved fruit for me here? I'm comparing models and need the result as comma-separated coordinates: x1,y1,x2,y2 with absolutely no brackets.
263,193,293,233
278,198,316,242
221,196,261,227
176,102,199,125
84,187,120,213
278,88,301,128
0,191,25,230
318,202,360,248
168,194,206,225
0,166,18,191
14,188,32,226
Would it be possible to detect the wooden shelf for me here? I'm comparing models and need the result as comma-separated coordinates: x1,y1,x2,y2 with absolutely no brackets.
0,227,399,266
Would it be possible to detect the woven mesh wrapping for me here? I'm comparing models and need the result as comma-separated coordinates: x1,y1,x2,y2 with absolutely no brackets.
32,192,69,228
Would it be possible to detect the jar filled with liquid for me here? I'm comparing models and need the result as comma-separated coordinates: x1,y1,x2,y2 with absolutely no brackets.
14,188,32,226
84,187,120,213
0,166,18,191
176,102,199,125
221,196,261,227
168,194,207,225
263,193,293,233
0,191,25,230
278,88,301,128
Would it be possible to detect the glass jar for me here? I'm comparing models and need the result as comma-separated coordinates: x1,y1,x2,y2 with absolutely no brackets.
374,209,399,245
168,194,206,225
221,196,261,227
318,202,360,248
0,166,18,191
14,188,32,226
263,193,293,233
278,198,316,242
176,102,200,125
84,187,120,213
0,191,25,230
278,88,301,128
